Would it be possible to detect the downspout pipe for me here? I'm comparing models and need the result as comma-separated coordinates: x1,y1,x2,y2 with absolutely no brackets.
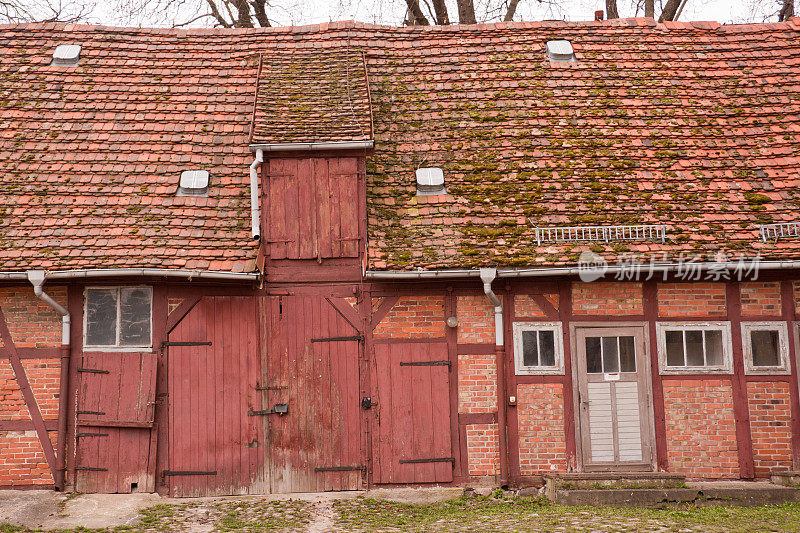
26,270,70,491
480,268,509,486
249,148,264,241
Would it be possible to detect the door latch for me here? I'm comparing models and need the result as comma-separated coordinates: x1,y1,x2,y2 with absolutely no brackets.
248,403,289,416
361,397,377,409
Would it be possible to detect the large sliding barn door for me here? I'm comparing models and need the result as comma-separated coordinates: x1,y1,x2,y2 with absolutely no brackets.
262,294,364,492
372,341,453,484
74,352,157,493
166,296,264,497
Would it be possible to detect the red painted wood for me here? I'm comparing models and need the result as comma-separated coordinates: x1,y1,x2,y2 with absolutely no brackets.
445,293,465,480
0,347,62,359
167,296,260,496
558,281,577,471
643,281,669,472
726,282,755,479
780,281,800,470
372,341,453,484
315,157,333,258
506,286,521,482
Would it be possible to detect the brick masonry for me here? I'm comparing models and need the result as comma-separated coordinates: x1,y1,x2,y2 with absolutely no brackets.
456,294,495,344
572,282,642,315
458,353,496,414
465,423,500,477
747,381,793,478
0,285,64,487
0,286,66,347
517,383,567,475
663,379,739,479
657,283,727,317
373,296,446,338
514,294,558,319
740,282,782,317
0,430,57,486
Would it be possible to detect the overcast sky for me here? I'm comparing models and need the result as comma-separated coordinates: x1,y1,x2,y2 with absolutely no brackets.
88,0,787,28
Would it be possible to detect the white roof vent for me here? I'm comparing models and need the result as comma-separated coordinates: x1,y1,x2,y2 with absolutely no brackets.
51,44,81,66
546,40,576,62
177,170,209,197
416,167,446,196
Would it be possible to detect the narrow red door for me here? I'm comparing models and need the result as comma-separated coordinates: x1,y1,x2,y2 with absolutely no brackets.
372,341,453,484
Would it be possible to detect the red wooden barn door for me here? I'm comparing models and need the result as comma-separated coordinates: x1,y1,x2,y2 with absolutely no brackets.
264,157,360,260
166,296,264,497
372,341,454,484
262,294,363,492
74,352,157,493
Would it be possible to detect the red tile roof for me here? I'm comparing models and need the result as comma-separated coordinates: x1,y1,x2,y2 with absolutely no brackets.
1,19,799,273
251,49,372,145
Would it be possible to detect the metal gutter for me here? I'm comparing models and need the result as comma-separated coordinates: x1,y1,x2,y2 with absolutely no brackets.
250,148,264,240
0,269,259,281
249,140,374,152
365,260,800,280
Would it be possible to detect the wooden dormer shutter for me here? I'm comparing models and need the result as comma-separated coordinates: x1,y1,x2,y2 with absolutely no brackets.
264,156,360,260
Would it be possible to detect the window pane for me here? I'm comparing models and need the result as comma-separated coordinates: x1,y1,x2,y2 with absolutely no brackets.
704,330,724,366
751,330,780,367
602,337,619,373
119,288,151,346
522,330,539,367
538,330,556,367
665,330,684,367
619,336,636,372
685,330,704,366
586,337,602,373
85,289,117,346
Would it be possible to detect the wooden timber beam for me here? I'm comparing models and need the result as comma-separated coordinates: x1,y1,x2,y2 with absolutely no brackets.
0,307,59,480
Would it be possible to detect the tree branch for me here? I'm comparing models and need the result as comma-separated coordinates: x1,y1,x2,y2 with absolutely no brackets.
503,0,521,21
605,0,619,19
456,0,476,23
404,0,430,25
779,0,794,21
205,0,231,27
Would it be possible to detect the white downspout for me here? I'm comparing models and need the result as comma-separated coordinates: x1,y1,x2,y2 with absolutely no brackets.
27,270,69,345
480,268,503,346
249,148,264,240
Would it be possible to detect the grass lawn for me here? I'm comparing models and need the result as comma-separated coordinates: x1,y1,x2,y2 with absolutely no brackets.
3,494,800,532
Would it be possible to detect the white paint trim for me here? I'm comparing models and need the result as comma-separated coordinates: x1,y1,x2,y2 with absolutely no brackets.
741,321,791,375
655,321,734,375
512,321,565,375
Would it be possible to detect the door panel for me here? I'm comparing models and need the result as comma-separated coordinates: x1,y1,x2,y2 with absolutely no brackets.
576,327,652,470
372,341,453,484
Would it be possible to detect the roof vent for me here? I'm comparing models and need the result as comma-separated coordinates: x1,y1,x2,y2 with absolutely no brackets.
546,40,576,62
416,167,446,196
51,44,81,67
177,170,209,197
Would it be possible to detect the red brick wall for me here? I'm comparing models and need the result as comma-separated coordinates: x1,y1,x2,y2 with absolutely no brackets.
517,383,567,475
0,360,60,420
456,294,494,343
794,281,800,315
514,294,558,318
572,282,642,315
458,353,496,414
0,286,66,347
0,430,56,486
0,285,65,487
657,283,726,317
373,296,445,339
466,423,500,477
663,379,739,479
740,282,782,317
747,381,793,478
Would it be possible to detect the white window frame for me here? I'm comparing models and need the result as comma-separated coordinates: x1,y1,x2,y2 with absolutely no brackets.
513,322,565,375
656,322,733,375
741,321,791,375
83,286,153,351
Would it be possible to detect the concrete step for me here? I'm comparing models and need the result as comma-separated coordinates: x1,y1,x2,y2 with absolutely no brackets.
544,472,687,493
550,481,800,507
771,471,800,487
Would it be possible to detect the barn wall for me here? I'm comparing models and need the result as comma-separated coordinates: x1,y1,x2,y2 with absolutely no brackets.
0,285,65,488
747,381,793,478
657,282,727,317
517,383,567,475
572,282,642,315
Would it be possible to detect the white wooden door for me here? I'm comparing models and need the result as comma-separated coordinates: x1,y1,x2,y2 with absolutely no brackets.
576,327,653,470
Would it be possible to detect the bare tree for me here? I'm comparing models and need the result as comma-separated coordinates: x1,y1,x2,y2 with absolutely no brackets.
605,0,619,18
0,0,94,23
644,0,654,17
778,0,795,20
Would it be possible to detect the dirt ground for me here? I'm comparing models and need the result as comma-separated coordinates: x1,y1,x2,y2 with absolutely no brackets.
2,490,800,532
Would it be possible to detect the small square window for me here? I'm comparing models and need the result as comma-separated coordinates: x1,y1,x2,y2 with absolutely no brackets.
84,287,152,350
742,322,790,375
656,322,733,374
513,322,564,375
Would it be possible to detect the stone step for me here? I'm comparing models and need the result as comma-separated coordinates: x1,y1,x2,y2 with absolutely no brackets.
544,472,686,493
549,481,800,507
771,471,800,487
